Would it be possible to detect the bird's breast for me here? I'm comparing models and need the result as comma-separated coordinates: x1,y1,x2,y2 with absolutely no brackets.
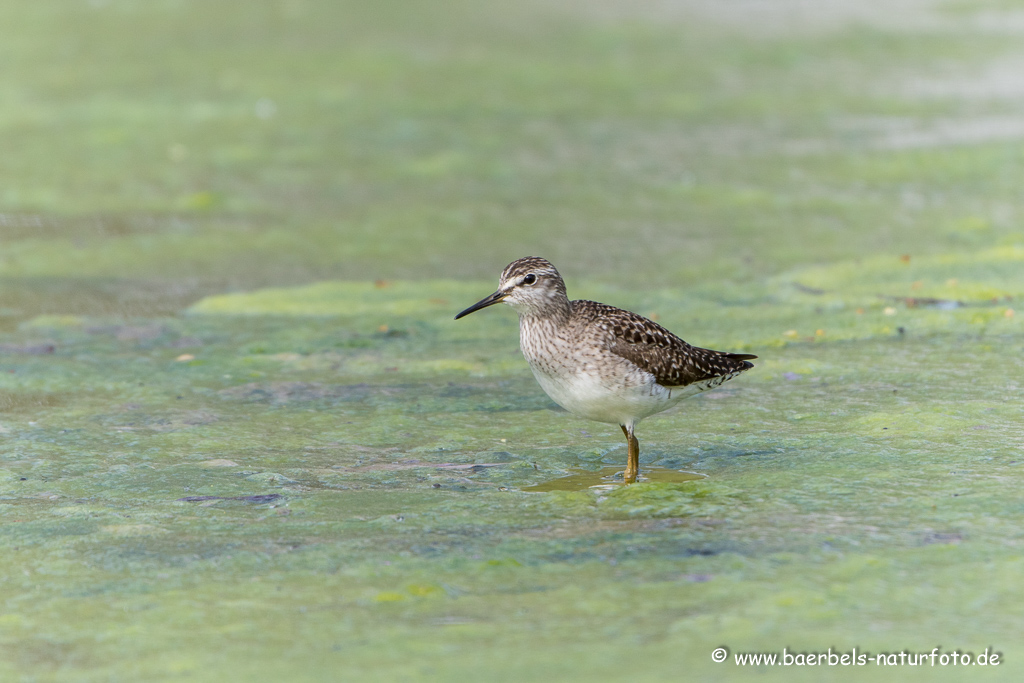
517,317,680,424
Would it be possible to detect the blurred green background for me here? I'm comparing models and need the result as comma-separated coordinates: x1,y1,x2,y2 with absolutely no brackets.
2,0,1024,681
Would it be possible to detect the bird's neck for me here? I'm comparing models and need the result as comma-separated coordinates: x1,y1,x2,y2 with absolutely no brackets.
516,295,572,328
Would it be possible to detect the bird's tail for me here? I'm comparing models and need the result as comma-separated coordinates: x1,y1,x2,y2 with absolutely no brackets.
726,352,757,371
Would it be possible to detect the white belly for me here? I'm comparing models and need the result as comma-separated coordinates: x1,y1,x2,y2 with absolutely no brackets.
529,363,694,426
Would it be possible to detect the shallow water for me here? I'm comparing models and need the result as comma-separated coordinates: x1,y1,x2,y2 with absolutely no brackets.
523,466,707,491
0,272,1021,681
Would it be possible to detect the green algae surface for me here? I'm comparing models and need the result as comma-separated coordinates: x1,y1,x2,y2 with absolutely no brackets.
4,263,1023,681
4,0,1024,681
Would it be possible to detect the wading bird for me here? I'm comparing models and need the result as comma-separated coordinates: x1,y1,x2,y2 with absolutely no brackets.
455,257,756,483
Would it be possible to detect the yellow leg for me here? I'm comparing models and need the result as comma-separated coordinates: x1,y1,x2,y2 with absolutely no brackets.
620,424,640,484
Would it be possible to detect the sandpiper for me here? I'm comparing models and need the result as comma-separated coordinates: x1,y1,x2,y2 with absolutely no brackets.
455,257,756,483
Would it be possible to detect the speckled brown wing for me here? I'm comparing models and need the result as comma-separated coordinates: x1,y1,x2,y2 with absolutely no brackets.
572,300,756,388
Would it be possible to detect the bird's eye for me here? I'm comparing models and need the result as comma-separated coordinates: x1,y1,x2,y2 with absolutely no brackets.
522,274,537,285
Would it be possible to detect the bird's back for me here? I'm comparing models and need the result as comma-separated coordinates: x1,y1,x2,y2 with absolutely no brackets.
569,300,755,389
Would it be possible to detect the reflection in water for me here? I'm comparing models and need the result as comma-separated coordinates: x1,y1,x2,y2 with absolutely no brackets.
523,466,706,492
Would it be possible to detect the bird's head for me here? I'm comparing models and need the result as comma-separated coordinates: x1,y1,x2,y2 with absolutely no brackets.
455,257,567,319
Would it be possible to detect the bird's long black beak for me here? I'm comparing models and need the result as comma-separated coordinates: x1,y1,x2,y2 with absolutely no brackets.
454,290,507,320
